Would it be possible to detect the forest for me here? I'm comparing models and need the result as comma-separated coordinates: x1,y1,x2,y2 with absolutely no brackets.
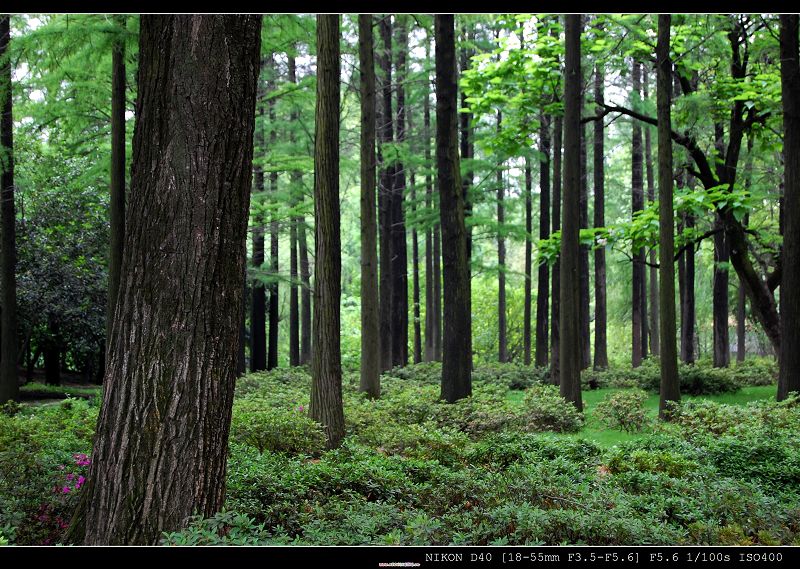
0,12,799,547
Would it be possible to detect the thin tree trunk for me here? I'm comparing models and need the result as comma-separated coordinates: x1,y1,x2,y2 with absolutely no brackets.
250,88,267,372
560,14,583,411
524,157,533,366
550,113,563,385
737,136,754,363
497,110,507,363
631,60,646,368
288,52,300,368
359,15,380,398
238,269,247,376
579,106,590,370
593,60,608,370
107,18,126,351
76,15,262,544
424,43,436,363
779,14,800,400
643,65,660,357
298,213,312,364
657,14,679,417
713,122,730,368
0,15,17,403
535,113,550,367
459,26,474,369
311,15,345,447
436,15,471,402
411,173,422,364
267,79,279,371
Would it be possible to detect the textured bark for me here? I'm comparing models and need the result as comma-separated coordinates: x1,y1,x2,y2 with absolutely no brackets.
267,88,279,371
459,27,474,369
250,82,267,372
631,60,646,368
643,65,660,357
0,15,17,403
560,15,583,411
550,114,563,385
524,157,533,366
311,15,345,447
78,15,261,544
497,110,507,363
779,14,800,400
436,15,471,402
657,15,680,418
288,53,300,367
713,122,730,368
392,16,409,368
535,114,550,368
359,15,380,398
106,19,126,349
593,61,608,370
377,16,394,372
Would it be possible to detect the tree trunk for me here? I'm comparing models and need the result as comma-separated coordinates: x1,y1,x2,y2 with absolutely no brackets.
535,114,550,368
358,15,380,398
681,208,697,364
107,18,126,352
377,16,394,372
460,26,474,370
593,60,608,370
631,60,646,368
643,65,660,357
497,110,507,363
560,14,583,411
712,122,731,368
0,15,17,403
250,70,267,373
657,15,680,418
288,53,300,368
238,269,247,376
550,113,563,385
411,172,422,364
436,15,471,403
579,112,590,371
267,88,279,371
779,14,800,400
524,157,533,366
392,16,409,368
77,15,261,545
424,43,436,363
311,15,345,447
299,209,312,365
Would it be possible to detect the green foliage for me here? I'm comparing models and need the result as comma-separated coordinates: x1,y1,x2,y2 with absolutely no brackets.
520,384,584,433
595,389,650,433
230,397,326,455
161,510,287,546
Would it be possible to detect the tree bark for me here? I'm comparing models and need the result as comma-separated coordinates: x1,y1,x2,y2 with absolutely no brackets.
497,110,507,363
424,41,437,363
712,122,730,368
359,15,380,398
643,65,660,357
631,60,646,368
550,113,563,385
77,15,261,544
250,66,267,372
0,15,17,403
657,14,680,418
593,60,608,370
267,82,279,371
579,110,591,371
436,15,471,402
535,113,550,368
310,15,345,447
107,17,126,352
411,172,422,364
560,14,583,411
288,52,300,368
460,25,474,369
524,157,533,366
779,14,800,400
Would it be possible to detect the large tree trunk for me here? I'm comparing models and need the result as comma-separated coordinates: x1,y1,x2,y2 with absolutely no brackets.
358,15,380,398
579,117,590,370
311,15,345,447
535,114,550,368
560,14,583,411
643,65,660,358
631,60,646,368
377,16,394,372
779,14,800,400
657,15,680,418
78,15,261,544
593,60,608,370
250,66,267,372
550,113,563,385
497,111,507,363
436,15,471,402
524,157,533,366
0,15,17,403
106,18,126,351
392,16,409,368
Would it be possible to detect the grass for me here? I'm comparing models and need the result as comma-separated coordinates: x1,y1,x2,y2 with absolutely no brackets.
507,384,777,448
20,381,102,399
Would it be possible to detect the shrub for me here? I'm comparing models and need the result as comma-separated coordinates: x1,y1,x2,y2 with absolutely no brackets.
519,384,584,433
161,510,288,545
230,397,326,455
607,448,698,478
594,389,650,433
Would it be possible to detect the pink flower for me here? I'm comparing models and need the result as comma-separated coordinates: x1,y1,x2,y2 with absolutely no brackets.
66,473,75,481
62,486,70,494
297,405,305,412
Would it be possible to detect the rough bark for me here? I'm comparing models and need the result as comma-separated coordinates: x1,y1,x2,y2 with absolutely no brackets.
310,15,345,448
359,15,380,398
77,15,261,544
550,114,563,385
436,15,471,403
535,114,550,368
560,14,583,411
657,15,680,418
0,15,17,403
779,14,800,400
593,61,608,370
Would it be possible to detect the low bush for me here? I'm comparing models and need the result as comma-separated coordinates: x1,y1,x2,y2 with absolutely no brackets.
594,389,650,433
230,397,327,455
519,384,584,433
